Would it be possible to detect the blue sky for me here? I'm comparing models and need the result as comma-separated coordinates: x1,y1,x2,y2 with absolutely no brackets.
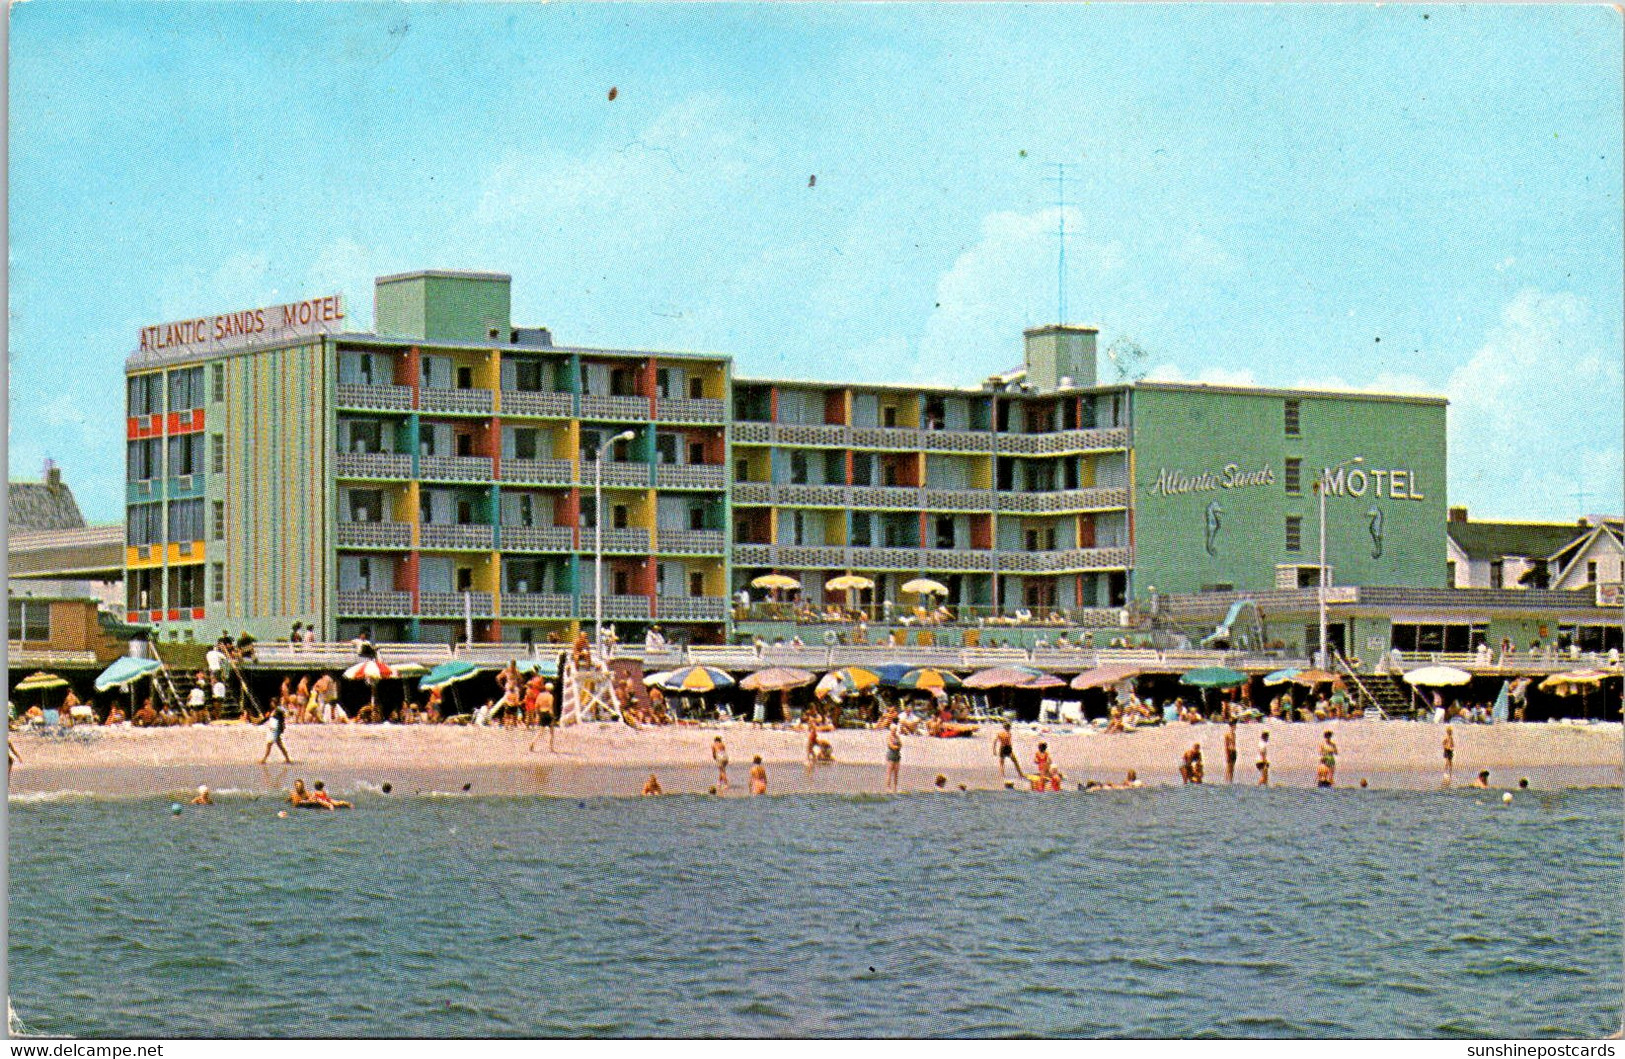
9,2,1622,524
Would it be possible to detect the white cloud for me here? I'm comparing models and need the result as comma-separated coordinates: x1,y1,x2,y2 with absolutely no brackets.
1443,288,1623,518
1142,362,1257,387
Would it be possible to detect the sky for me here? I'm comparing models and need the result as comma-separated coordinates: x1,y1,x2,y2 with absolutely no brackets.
8,2,1622,525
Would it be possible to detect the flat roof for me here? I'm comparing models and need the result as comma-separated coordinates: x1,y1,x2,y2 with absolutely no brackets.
374,269,512,284
1131,379,1447,406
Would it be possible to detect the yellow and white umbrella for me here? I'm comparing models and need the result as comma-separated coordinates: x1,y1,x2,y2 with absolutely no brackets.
1402,665,1473,687
900,578,949,596
13,672,68,693
1539,669,1610,696
825,574,875,592
751,574,801,591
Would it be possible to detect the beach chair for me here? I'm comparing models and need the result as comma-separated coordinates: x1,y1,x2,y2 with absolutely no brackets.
1059,701,1085,725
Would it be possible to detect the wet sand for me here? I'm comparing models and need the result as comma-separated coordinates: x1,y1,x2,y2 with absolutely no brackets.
8,719,1620,798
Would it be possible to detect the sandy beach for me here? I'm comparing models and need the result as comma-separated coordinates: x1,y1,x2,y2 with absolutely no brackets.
8,718,1620,799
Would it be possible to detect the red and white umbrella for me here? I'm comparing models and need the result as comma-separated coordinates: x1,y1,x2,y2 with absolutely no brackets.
343,659,395,682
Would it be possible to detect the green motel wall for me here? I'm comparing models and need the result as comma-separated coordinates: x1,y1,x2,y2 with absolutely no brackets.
1127,385,1448,598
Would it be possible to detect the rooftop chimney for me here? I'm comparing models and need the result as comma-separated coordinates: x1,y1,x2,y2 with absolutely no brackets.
1447,505,1469,524
43,459,60,491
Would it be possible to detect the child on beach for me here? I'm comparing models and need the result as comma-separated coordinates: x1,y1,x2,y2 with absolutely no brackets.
1256,730,1270,786
749,756,768,796
712,737,730,790
1317,731,1338,788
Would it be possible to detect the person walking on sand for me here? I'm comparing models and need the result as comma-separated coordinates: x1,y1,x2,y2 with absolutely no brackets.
1256,730,1271,786
749,755,768,796
1317,730,1338,788
1223,720,1238,783
259,705,291,764
712,736,731,790
884,719,903,793
994,722,1023,779
1442,724,1456,785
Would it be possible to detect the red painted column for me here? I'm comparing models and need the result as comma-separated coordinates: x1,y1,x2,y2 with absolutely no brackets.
403,347,422,408
769,386,779,422
643,358,659,418
563,488,581,548
487,416,502,475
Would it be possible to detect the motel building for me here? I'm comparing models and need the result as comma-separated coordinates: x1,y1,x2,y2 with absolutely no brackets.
122,269,1619,670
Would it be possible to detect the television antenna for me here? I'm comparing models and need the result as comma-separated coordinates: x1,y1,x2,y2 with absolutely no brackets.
1048,162,1071,323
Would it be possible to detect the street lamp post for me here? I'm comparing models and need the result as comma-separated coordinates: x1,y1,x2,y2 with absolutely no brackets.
595,430,638,653
1316,456,1363,669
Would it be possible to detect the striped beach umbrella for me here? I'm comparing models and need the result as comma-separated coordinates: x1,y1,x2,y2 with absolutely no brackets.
815,666,881,699
343,659,396,682
740,667,815,692
897,667,961,692
964,665,1046,690
13,672,68,693
660,666,735,694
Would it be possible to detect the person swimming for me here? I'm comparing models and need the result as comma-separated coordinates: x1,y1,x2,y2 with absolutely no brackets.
308,781,352,810
642,774,663,796
190,785,213,805
1470,769,1490,789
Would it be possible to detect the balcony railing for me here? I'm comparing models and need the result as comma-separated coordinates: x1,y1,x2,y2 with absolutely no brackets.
579,394,650,420
655,396,726,423
657,529,726,554
419,591,495,617
500,390,574,418
997,546,1133,573
578,594,653,620
730,482,997,511
500,526,575,552
727,544,1132,573
656,595,729,621
591,527,651,554
500,592,575,619
579,460,651,488
998,427,1129,455
336,590,413,616
499,458,574,485
335,452,412,479
419,388,494,414
336,521,411,549
654,463,726,490
335,383,413,411
419,455,493,482
419,523,495,550
728,422,1129,456
997,486,1130,514
920,429,996,453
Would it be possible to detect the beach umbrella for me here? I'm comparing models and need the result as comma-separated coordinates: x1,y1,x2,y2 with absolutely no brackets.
1022,673,1066,690
815,666,881,698
897,667,962,692
1292,668,1340,686
392,662,430,678
516,658,560,678
644,670,675,687
1071,664,1142,691
750,573,800,591
1261,668,1301,687
93,657,163,692
420,660,478,691
900,578,949,596
1402,665,1472,687
740,667,815,692
964,665,1047,690
1179,666,1249,689
1539,669,1609,696
13,672,68,693
343,659,396,682
874,663,913,687
660,665,735,693
825,574,875,592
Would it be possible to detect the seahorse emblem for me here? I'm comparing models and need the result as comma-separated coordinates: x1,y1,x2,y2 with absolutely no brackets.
1204,501,1223,556
1367,507,1384,558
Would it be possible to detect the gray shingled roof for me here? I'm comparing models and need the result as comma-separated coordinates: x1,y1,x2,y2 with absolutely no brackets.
7,478,87,533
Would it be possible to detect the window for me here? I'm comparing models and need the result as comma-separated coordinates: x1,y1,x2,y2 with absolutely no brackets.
735,458,750,481
169,498,206,541
211,562,224,603
517,494,535,528
167,434,203,477
167,366,204,411
211,363,225,402
612,505,629,530
127,439,161,481
456,500,475,526
1284,399,1301,437
420,491,436,523
655,434,678,464
456,567,474,592
513,359,544,392
656,368,674,398
210,435,224,475
1588,560,1599,584
613,570,631,595
457,366,474,390
357,557,374,591
212,501,225,541
882,405,898,428
455,433,475,458
610,367,638,397
790,451,809,485
1284,457,1302,495
689,376,704,400
1490,560,1504,589
128,374,162,417
689,505,706,531
348,420,384,454
688,441,706,465
513,429,541,462
792,511,806,546
1392,623,1487,654
935,517,954,549
1285,515,1303,552
347,490,382,524
169,564,204,608
8,600,51,642
1446,560,1457,586
689,571,705,596
358,354,375,386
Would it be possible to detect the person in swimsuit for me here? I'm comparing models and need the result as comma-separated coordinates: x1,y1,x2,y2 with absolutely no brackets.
642,774,663,796
308,781,351,810
1256,730,1271,786
713,737,731,790
259,705,291,764
190,785,213,805
995,722,1021,778
1033,742,1052,783
749,755,768,796
289,779,312,806
1223,720,1238,783
1442,725,1455,785
1317,730,1338,788
884,721,902,793
1470,769,1490,789
807,718,821,760
1180,743,1203,784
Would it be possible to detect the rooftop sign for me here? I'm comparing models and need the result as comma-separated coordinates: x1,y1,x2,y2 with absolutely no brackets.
135,294,346,360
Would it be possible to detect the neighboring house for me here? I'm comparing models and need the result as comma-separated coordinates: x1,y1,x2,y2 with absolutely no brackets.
1444,506,1590,590
1547,516,1625,592
8,462,124,609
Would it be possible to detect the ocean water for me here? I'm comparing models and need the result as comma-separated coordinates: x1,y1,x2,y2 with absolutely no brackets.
7,786,1621,1039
